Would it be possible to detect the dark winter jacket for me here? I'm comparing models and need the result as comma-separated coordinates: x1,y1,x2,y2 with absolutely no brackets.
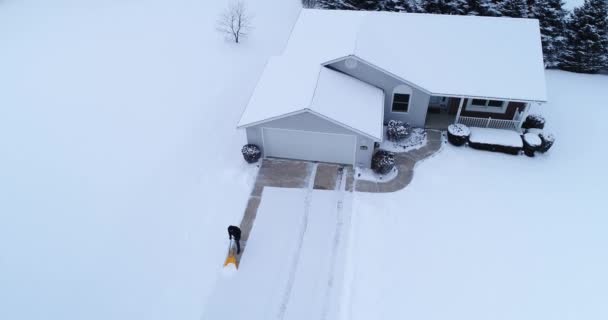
228,225,241,241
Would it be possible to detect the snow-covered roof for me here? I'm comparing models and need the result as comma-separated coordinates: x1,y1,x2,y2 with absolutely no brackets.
311,66,384,140
238,9,547,138
237,57,384,140
286,9,547,102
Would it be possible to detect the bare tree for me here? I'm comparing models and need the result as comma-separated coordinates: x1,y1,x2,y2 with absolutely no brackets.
217,1,252,44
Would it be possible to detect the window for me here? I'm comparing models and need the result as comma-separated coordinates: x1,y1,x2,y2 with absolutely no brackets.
471,99,487,106
487,100,503,107
466,99,506,113
392,93,410,112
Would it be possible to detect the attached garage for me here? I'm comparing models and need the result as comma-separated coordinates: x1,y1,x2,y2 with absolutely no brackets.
237,64,384,168
262,128,356,165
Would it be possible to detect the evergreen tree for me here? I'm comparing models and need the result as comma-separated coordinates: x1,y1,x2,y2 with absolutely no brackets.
561,0,608,73
420,0,467,14
343,0,384,10
481,0,503,16
383,0,422,12
315,0,343,9
531,0,567,67
315,0,382,10
464,0,498,15
500,0,528,17
526,0,536,17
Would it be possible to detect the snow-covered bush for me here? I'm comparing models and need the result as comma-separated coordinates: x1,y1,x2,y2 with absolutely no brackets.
522,114,546,129
525,128,543,134
371,150,395,174
447,123,470,146
241,144,261,163
522,133,542,157
386,120,411,141
538,132,555,153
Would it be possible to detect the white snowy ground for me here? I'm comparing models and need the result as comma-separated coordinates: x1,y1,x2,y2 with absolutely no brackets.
348,70,608,320
2,1,608,320
0,0,300,319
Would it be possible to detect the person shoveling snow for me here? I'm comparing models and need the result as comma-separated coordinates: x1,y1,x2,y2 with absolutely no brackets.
227,225,241,254
223,225,242,270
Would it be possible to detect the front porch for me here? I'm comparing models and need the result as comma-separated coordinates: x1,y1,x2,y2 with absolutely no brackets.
424,96,531,132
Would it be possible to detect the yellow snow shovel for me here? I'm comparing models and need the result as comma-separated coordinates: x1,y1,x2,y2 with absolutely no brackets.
223,239,238,269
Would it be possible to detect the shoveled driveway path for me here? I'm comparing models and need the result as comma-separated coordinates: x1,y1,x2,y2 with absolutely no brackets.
354,130,444,193
236,159,346,262
233,130,443,261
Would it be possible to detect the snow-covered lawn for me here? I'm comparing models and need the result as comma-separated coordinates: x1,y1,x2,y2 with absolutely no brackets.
348,70,608,320
1,0,607,319
0,1,300,319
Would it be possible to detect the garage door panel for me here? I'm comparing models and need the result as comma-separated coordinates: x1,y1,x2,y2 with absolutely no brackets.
262,128,355,165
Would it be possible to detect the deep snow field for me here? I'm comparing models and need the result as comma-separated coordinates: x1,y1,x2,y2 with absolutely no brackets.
1,1,607,320
0,0,301,319
349,71,608,320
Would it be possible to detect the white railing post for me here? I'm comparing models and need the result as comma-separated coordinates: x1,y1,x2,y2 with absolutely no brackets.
459,116,519,132
455,98,464,124
518,103,531,130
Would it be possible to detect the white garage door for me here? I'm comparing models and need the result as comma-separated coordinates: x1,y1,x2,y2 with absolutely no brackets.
262,128,356,165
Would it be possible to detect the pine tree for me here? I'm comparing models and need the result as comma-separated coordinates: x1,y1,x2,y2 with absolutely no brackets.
420,0,468,14
315,0,344,9
383,0,422,12
531,0,567,67
342,0,384,10
526,0,536,17
464,0,498,15
315,0,382,10
487,0,503,16
561,0,608,73
500,0,528,17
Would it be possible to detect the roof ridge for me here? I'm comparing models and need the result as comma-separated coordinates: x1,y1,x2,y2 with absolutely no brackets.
307,65,324,109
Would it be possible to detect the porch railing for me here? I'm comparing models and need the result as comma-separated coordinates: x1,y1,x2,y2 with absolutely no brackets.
457,116,521,131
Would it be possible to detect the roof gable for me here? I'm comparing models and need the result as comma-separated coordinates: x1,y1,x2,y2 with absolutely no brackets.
238,66,384,140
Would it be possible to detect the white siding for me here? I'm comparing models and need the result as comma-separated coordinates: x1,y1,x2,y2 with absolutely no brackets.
262,128,356,165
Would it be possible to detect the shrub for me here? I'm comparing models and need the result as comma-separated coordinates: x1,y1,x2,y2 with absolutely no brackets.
522,114,546,129
538,132,555,153
371,150,395,174
447,124,470,146
386,120,411,141
525,128,543,134
522,133,542,157
241,144,261,163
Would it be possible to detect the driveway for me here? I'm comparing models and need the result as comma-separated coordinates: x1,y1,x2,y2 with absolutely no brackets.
205,183,352,320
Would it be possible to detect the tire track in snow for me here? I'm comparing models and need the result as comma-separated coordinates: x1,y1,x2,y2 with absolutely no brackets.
276,163,318,320
320,167,349,320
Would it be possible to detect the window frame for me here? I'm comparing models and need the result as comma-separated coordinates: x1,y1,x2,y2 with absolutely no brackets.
466,98,508,113
391,93,411,113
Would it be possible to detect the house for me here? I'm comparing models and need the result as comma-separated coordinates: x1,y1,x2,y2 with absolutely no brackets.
237,9,547,168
